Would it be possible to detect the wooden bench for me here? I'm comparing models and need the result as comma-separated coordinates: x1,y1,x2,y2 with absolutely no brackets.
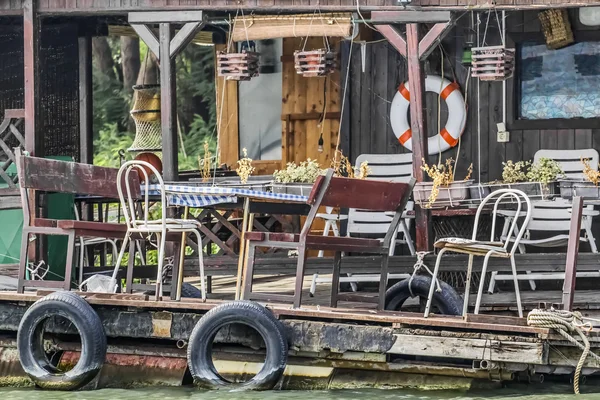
15,149,143,293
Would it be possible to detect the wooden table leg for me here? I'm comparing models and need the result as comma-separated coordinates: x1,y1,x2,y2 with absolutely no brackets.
235,197,251,300
241,212,255,299
175,206,189,301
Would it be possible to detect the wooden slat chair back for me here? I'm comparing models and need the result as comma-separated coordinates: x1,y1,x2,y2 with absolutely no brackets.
243,169,416,309
534,149,599,180
14,149,139,293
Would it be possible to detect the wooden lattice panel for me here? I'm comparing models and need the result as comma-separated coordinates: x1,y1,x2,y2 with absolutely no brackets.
294,49,336,77
472,46,515,81
0,109,25,188
217,51,259,81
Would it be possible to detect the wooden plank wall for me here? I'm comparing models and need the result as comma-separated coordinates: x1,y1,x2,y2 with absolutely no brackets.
215,44,240,169
346,10,600,183
282,37,341,168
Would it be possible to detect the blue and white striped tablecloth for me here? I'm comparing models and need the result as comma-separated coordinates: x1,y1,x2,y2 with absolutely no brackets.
145,184,309,208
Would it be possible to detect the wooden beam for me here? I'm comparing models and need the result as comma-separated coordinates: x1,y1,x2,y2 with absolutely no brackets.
170,20,205,59
418,22,453,60
23,0,41,155
406,23,431,251
79,34,93,164
370,11,451,24
375,25,406,58
130,24,160,61
563,196,584,311
129,11,205,24
159,23,178,182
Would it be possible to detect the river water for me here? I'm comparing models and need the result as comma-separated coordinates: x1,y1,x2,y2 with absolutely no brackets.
0,385,587,400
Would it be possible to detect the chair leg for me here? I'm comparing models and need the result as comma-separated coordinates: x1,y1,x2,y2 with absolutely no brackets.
585,220,598,253
401,221,416,256
475,252,494,314
154,232,166,301
310,273,318,297
125,239,136,294
488,271,498,294
462,254,475,317
510,255,524,318
318,221,332,258
424,248,447,318
378,254,390,310
242,242,257,300
293,246,308,308
330,251,342,308
63,231,76,291
78,238,85,285
191,230,206,301
17,229,30,294
389,229,399,257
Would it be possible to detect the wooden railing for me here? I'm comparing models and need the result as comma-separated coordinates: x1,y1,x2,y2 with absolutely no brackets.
0,109,25,195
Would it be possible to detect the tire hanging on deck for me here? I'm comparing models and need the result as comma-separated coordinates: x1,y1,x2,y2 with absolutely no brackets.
385,275,463,315
186,300,288,390
17,291,107,390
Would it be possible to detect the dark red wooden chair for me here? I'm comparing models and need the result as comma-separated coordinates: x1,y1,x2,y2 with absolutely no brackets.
242,169,416,309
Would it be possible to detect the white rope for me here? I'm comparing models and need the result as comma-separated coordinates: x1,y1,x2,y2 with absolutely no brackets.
528,308,599,394
408,251,441,297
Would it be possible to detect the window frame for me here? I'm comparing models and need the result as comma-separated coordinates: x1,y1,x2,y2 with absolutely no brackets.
507,31,600,130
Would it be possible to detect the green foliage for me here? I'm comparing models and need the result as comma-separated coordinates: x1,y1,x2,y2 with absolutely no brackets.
93,40,216,171
527,157,565,184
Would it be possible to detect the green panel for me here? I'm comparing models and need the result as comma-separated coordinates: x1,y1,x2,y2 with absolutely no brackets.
0,209,23,265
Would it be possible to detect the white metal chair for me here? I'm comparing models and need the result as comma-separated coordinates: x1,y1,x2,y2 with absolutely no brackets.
424,189,532,318
112,160,206,300
488,198,599,292
534,148,599,180
311,154,415,296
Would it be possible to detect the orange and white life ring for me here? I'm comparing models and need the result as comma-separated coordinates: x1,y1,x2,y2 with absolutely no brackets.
390,75,466,155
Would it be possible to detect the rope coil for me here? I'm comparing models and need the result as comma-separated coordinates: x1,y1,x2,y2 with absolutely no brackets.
528,308,599,394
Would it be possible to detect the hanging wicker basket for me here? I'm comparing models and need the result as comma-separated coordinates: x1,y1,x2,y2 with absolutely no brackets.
217,50,259,81
471,45,515,81
539,9,574,50
294,49,336,77
129,84,162,153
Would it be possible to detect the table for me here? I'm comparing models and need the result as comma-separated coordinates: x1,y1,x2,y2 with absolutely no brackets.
147,184,310,299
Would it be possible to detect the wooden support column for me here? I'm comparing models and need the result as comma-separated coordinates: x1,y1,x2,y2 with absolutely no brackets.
159,23,178,182
563,196,583,311
130,11,205,182
79,33,93,164
406,24,431,251
23,0,41,156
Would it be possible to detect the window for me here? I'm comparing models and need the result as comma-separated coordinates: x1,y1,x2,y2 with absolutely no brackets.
519,41,600,120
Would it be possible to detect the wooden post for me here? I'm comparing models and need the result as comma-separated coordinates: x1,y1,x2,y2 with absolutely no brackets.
159,23,178,182
406,24,431,251
562,196,583,311
23,0,41,156
79,33,93,164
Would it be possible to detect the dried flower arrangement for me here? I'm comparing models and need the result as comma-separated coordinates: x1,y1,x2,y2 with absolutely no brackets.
420,159,473,208
198,141,212,183
236,148,255,184
273,159,324,183
582,157,600,186
331,149,371,179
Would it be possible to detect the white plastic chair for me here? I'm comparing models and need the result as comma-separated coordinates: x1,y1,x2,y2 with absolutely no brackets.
488,198,598,292
534,149,599,180
424,189,532,318
112,160,206,300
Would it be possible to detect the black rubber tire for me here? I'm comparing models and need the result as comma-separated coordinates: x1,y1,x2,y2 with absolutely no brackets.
187,300,288,390
145,282,202,298
17,291,107,391
385,275,463,316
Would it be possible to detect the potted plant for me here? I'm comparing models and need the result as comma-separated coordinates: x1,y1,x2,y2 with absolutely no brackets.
559,157,600,200
415,159,474,208
272,159,325,196
497,158,563,198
